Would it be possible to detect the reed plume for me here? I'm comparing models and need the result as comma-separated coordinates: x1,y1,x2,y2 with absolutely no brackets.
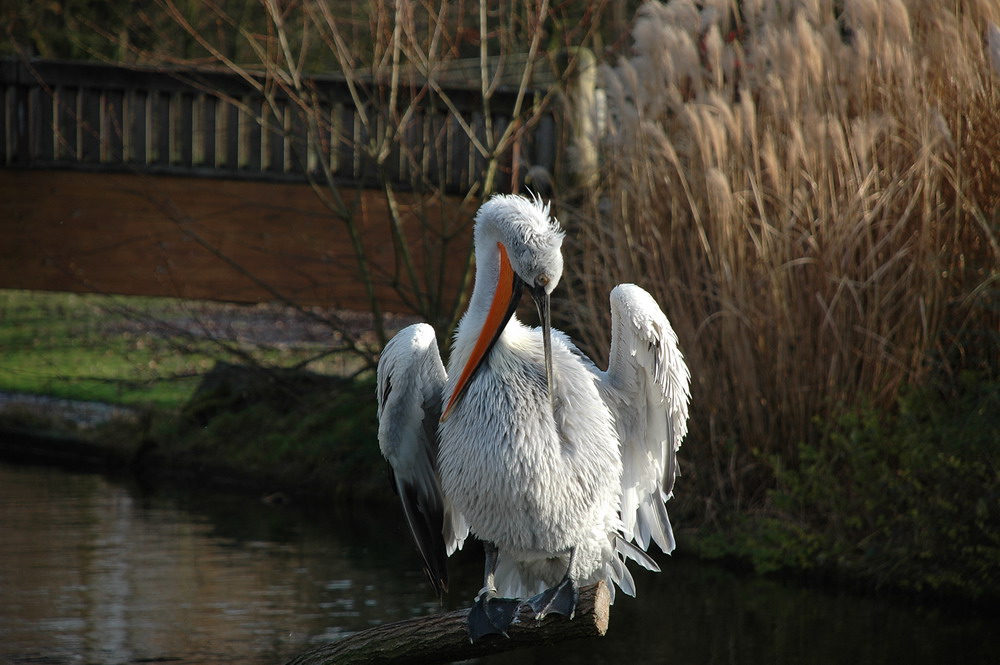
562,0,1000,520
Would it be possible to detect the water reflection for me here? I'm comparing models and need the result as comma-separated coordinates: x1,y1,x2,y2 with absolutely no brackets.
0,461,462,665
0,460,996,665
490,558,999,665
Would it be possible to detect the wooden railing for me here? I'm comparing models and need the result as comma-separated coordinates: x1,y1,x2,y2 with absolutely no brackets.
0,57,556,193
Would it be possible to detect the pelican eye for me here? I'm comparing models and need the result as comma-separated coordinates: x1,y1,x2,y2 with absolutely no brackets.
536,275,550,288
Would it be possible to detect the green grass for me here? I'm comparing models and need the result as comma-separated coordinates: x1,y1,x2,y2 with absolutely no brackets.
1,290,198,407
0,289,360,409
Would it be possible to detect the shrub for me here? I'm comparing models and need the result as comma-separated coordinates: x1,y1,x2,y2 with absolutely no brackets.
767,372,1000,599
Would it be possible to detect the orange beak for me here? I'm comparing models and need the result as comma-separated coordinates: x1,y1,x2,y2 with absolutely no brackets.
440,242,523,422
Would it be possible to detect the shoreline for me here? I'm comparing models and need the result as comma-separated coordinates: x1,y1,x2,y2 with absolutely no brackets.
0,387,390,509
2,389,997,613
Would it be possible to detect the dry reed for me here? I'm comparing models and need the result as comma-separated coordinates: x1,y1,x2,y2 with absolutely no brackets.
561,0,1000,520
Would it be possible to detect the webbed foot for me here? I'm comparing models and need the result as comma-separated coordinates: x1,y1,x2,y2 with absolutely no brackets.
526,577,579,620
468,589,522,641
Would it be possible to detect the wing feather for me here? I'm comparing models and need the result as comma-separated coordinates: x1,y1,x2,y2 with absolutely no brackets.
615,535,661,572
598,284,691,555
376,324,467,598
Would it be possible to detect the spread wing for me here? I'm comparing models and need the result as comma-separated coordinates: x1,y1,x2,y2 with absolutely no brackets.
376,323,467,597
596,284,691,555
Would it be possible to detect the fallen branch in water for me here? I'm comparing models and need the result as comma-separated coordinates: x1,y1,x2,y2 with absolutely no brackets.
284,581,611,665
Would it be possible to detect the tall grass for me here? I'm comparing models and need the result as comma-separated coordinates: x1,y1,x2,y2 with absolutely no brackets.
561,0,1000,521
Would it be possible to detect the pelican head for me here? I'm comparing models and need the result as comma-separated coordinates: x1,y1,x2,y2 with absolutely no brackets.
441,194,564,421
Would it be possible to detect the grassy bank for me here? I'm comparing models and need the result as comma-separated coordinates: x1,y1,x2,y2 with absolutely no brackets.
0,289,369,408
0,290,204,408
0,289,386,502
143,361,383,503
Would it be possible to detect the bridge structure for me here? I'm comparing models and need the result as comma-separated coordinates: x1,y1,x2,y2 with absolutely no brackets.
0,57,560,312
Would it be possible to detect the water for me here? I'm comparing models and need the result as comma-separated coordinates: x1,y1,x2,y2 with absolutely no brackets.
0,460,996,665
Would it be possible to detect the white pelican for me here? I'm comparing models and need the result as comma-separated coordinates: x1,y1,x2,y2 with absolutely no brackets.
376,194,690,640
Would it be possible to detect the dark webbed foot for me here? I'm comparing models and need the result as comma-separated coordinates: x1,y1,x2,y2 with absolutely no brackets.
527,576,579,620
468,588,522,641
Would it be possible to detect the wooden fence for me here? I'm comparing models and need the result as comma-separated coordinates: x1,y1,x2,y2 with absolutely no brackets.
1,58,556,191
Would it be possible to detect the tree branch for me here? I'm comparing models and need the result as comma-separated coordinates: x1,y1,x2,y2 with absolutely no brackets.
284,581,611,665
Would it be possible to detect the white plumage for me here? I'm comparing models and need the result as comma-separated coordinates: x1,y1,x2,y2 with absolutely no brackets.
376,194,690,631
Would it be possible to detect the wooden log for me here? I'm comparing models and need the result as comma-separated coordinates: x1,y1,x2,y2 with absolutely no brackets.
285,581,611,665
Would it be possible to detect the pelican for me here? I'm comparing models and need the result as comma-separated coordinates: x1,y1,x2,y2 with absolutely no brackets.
376,194,690,640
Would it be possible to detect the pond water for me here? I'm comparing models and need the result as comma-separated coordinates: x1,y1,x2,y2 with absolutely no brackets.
0,459,996,665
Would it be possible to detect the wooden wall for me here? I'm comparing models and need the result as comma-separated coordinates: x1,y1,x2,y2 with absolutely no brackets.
0,169,473,313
